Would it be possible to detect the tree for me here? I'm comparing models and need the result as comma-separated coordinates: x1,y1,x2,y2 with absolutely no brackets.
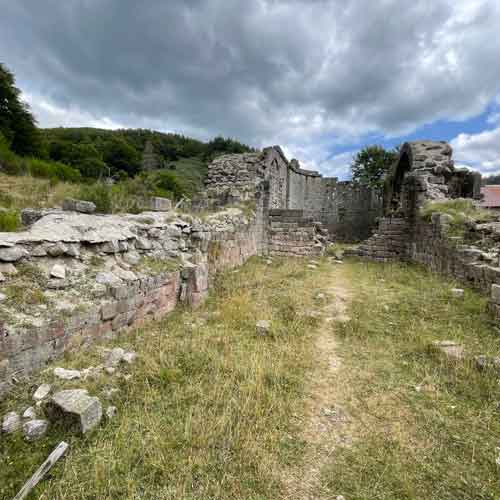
102,135,141,176
350,145,398,192
0,63,43,156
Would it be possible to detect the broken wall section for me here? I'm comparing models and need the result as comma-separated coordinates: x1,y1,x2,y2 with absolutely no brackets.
0,207,262,398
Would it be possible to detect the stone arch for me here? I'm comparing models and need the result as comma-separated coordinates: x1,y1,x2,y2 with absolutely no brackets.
384,143,413,216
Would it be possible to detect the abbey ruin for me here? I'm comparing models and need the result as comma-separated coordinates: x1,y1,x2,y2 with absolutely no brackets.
0,139,494,400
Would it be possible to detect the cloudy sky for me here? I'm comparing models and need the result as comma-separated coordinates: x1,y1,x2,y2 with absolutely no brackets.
1,0,500,179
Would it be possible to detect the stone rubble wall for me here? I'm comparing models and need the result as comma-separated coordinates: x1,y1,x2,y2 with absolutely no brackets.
203,146,381,242
0,207,262,398
354,218,410,261
356,214,500,314
267,209,327,257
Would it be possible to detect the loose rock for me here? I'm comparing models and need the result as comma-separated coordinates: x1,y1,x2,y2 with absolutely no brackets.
432,340,465,361
45,389,102,434
256,320,271,336
53,367,82,380
23,407,37,419
105,348,126,368
451,288,464,298
50,264,66,279
33,383,51,401
23,419,49,441
62,198,96,214
2,411,21,434
122,351,137,364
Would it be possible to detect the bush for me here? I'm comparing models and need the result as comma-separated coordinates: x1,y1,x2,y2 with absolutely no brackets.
77,183,113,213
0,210,20,232
27,158,82,183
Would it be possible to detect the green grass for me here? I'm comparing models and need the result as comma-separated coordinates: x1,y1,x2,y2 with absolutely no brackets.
319,261,500,500
0,209,20,231
2,258,500,499
0,257,323,500
170,157,208,198
420,199,496,236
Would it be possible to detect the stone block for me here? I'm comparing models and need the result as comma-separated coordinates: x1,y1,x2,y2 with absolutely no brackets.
150,197,172,212
45,389,102,434
62,198,96,214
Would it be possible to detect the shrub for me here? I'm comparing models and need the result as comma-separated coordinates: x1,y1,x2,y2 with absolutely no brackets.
0,210,20,232
27,158,82,183
77,183,113,213
420,199,495,225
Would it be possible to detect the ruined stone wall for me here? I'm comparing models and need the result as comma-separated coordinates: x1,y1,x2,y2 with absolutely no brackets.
0,208,261,398
322,182,382,241
204,146,381,242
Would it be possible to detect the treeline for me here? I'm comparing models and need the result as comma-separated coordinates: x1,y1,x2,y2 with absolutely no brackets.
483,175,500,186
41,127,254,180
0,62,254,186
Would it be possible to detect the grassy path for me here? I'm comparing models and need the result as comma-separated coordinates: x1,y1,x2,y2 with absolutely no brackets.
1,257,500,499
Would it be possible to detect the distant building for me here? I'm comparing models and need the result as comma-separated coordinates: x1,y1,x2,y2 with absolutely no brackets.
481,185,500,208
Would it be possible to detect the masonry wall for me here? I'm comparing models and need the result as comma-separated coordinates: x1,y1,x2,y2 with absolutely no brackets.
204,147,382,242
267,209,326,257
356,215,500,301
0,210,262,399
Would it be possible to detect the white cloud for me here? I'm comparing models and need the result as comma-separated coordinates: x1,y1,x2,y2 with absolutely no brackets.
2,0,500,172
451,127,500,174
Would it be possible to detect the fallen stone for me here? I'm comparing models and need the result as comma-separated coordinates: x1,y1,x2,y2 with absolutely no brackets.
123,251,141,266
451,288,464,298
122,351,137,364
105,366,116,375
50,264,66,279
0,263,17,275
0,246,28,262
150,197,172,212
106,406,118,419
33,384,51,401
21,208,45,226
105,348,126,367
256,320,271,336
0,272,5,282
23,407,37,419
432,340,465,361
45,389,102,434
62,198,96,214
2,411,21,433
23,419,48,441
307,264,317,270
0,292,6,302
53,367,82,380
474,355,500,371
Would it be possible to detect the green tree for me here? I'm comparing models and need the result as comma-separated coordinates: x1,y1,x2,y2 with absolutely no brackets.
351,145,398,192
0,63,43,156
102,135,141,176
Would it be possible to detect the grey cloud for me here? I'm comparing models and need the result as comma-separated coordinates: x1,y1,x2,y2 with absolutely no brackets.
1,0,500,161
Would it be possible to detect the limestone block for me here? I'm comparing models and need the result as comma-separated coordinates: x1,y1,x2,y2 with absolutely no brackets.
2,411,21,433
33,384,51,401
62,198,96,214
23,419,48,441
0,246,28,262
45,389,102,434
150,197,172,212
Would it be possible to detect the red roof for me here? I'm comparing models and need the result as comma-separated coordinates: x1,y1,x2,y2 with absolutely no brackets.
481,186,500,208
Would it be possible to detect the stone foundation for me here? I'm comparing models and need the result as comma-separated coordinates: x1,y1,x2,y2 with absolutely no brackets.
0,207,262,398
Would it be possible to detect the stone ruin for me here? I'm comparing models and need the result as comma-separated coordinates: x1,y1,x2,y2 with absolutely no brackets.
0,139,493,403
203,145,381,244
